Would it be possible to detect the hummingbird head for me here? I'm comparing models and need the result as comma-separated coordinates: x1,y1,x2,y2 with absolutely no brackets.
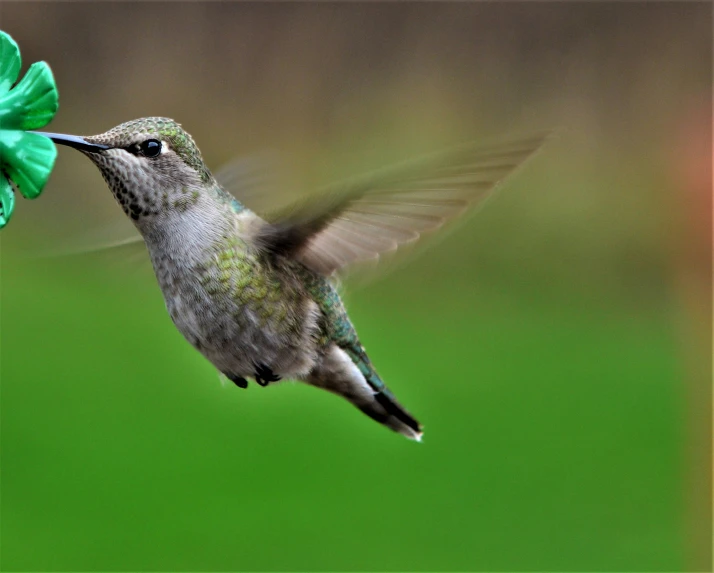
37,117,213,223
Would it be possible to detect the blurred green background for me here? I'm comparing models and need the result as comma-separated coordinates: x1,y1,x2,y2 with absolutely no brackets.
0,3,710,572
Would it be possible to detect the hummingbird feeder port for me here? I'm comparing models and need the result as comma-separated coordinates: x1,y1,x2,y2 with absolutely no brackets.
0,30,59,228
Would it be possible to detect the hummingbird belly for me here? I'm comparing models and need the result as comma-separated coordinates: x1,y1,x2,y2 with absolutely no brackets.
153,245,325,381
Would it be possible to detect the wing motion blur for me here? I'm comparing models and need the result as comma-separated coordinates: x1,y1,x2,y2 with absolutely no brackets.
46,132,550,280
252,132,551,276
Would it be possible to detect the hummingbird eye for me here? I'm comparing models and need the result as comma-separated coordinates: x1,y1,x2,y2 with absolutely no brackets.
139,139,162,158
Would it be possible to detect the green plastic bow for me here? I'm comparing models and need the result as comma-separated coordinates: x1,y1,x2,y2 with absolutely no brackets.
0,30,58,228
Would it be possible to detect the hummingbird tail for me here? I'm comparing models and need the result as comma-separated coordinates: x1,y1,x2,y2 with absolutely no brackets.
308,345,423,441
358,390,423,442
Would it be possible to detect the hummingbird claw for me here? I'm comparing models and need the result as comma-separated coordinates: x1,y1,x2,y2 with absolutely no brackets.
227,374,248,389
254,363,281,386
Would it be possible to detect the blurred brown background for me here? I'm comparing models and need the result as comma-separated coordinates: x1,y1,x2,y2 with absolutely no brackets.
4,4,710,300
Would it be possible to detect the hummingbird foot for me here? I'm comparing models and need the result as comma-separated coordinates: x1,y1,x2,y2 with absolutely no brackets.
226,373,248,389
254,363,281,387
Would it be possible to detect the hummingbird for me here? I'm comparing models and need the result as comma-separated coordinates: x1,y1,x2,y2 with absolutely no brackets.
36,118,547,441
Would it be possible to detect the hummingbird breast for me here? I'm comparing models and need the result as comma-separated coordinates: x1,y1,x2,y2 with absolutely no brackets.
147,215,327,380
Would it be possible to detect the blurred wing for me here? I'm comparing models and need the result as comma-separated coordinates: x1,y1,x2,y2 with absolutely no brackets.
214,153,297,218
50,235,147,260
256,132,551,276
36,216,149,271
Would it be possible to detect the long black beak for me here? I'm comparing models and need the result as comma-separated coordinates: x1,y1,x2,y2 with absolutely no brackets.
31,132,111,153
